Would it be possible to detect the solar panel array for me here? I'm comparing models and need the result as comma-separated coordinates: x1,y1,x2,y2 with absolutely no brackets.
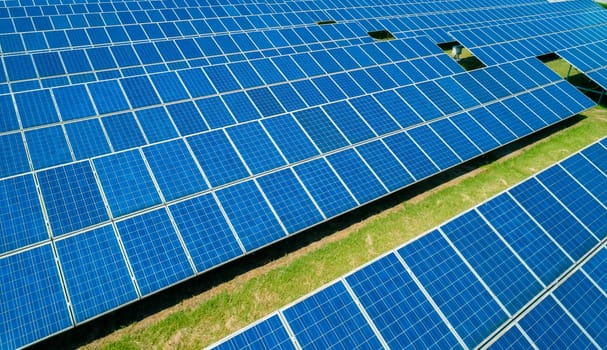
211,137,607,350
558,40,607,91
0,0,602,348
450,1,607,66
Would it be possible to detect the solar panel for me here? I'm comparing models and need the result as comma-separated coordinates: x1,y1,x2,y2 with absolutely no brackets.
211,137,607,350
0,0,602,347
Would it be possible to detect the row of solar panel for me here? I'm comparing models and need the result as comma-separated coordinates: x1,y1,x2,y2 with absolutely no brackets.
0,31,437,92
558,40,607,72
452,10,607,66
0,80,595,350
0,74,592,272
0,0,574,32
0,40,458,133
209,138,607,350
489,244,607,349
0,56,569,180
460,23,607,67
453,7,606,48
0,0,592,56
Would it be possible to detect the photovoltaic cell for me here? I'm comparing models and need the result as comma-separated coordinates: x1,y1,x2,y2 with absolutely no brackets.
283,282,384,350
327,149,387,204
346,253,461,349
257,168,324,234
518,296,594,349
442,211,542,314
93,150,162,217
294,107,349,153
226,122,286,174
117,208,193,295
212,315,295,350
553,271,607,348
170,194,242,272
509,178,597,261
295,158,357,218
216,180,285,251
0,244,72,350
0,132,30,178
38,162,108,236
400,231,508,348
0,175,47,254
56,225,138,322
25,126,73,170
143,140,207,201
478,193,572,285
187,130,250,187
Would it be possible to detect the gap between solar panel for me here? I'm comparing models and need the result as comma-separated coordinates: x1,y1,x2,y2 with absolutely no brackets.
538,52,607,105
367,30,396,41
316,20,337,25
438,41,485,71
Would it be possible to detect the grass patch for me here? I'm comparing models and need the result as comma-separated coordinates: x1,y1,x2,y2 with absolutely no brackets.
442,46,485,70
367,30,395,40
68,106,607,350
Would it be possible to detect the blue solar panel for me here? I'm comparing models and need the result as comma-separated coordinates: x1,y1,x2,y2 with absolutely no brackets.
487,326,534,350
212,315,296,350
537,165,607,235
553,271,607,348
518,296,595,349
163,102,206,136
0,175,47,254
55,225,138,322
442,211,543,314
261,114,319,163
478,193,572,285
583,248,607,294
25,126,73,170
257,169,324,234
88,80,130,115
407,125,460,170
400,230,508,348
135,107,179,143
187,130,250,187
216,180,286,251
346,253,461,349
0,244,72,349
117,208,193,296
53,85,96,120
226,122,286,175
93,150,162,217
143,140,207,201
384,132,439,180
1,0,603,345
38,161,108,236
509,178,597,261
429,118,481,161
468,107,517,145
102,112,147,151
67,121,111,160
170,193,242,272
223,92,261,123
327,149,387,204
356,140,414,192
294,107,349,153
15,89,59,128
150,72,190,103
295,158,357,218
283,281,384,349
0,132,30,178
